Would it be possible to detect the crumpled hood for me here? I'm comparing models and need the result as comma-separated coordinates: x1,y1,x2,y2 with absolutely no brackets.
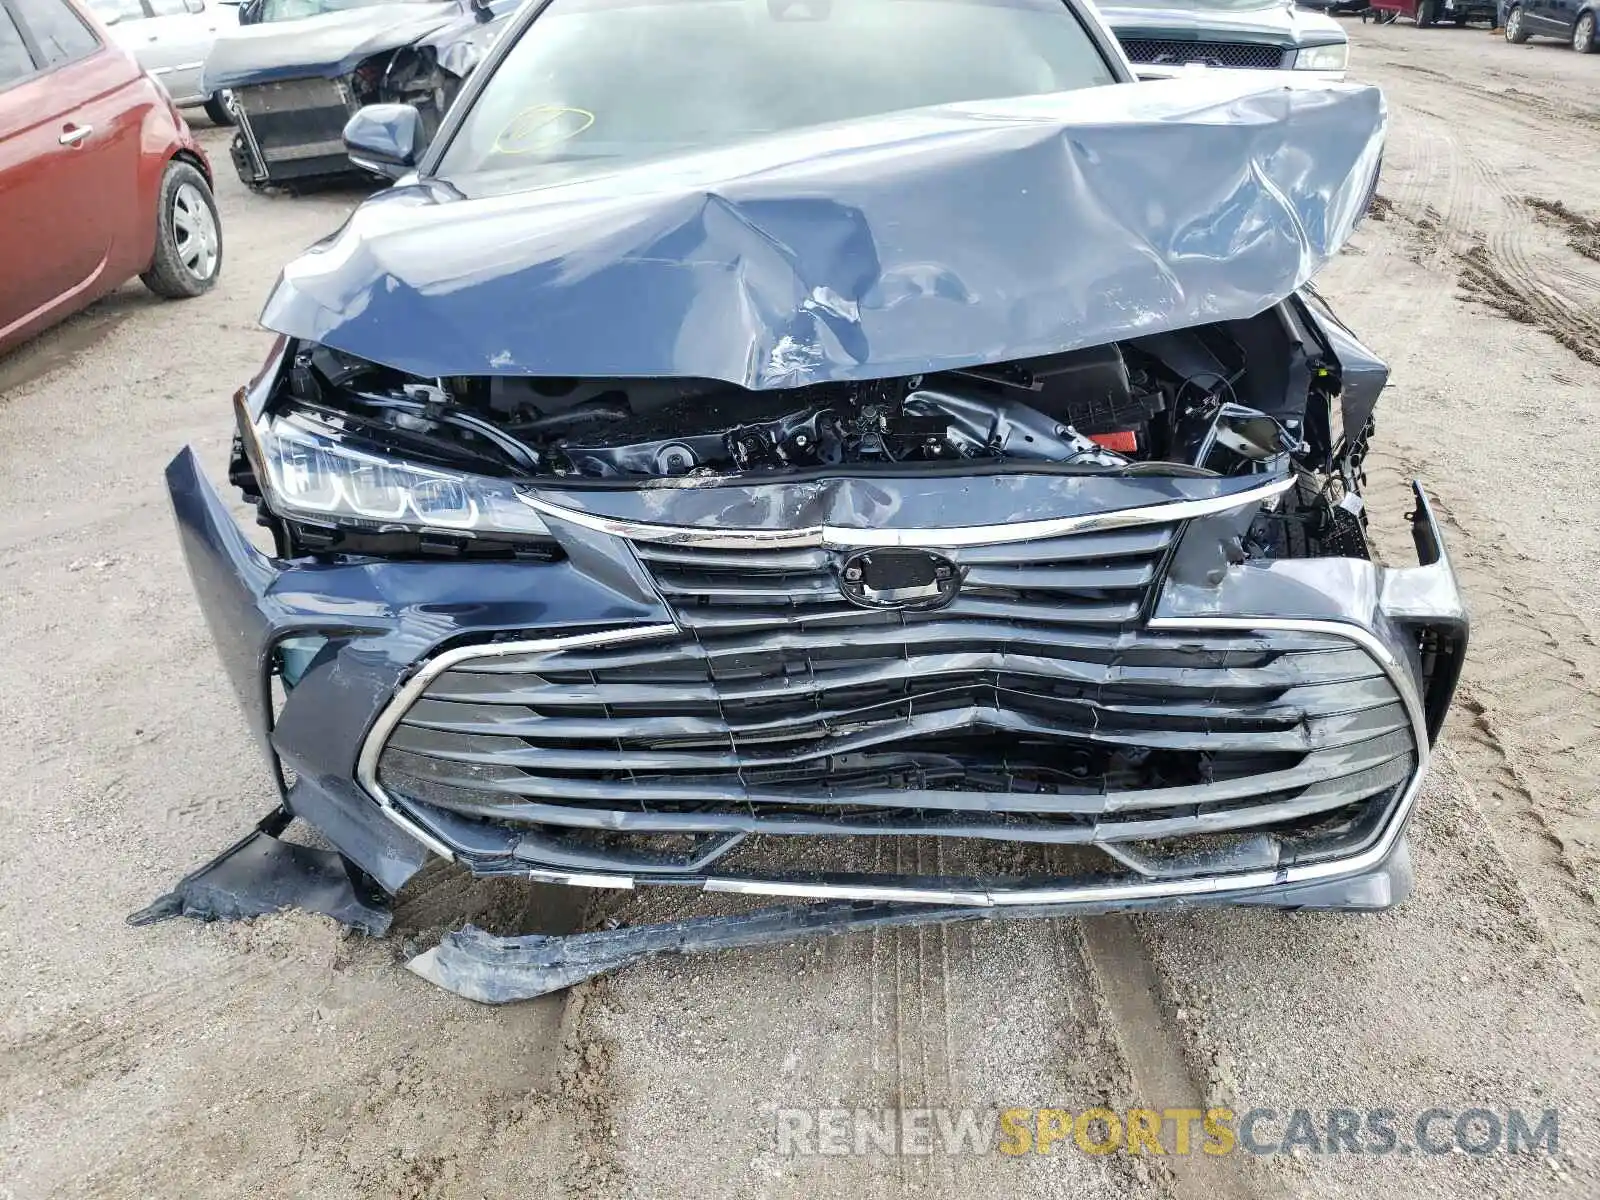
201,2,463,92
1098,0,1344,45
261,76,1385,388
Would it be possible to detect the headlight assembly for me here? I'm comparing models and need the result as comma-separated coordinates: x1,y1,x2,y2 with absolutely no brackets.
1294,42,1349,71
245,407,551,538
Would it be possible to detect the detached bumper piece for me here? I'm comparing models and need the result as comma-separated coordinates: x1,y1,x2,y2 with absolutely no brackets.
414,846,1412,1004
129,807,392,936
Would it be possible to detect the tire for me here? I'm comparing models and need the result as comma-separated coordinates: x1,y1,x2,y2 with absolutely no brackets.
140,160,223,299
202,90,235,126
1505,4,1529,39
1576,10,1597,51
1416,0,1435,26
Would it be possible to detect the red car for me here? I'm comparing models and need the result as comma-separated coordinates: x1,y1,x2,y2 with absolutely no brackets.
0,0,221,357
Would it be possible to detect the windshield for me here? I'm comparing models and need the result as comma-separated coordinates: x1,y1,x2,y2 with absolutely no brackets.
256,0,436,21
437,0,1118,182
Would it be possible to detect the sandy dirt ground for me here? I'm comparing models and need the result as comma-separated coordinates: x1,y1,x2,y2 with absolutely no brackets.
3,20,1600,1199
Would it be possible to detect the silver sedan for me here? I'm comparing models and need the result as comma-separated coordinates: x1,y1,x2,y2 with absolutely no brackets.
86,0,240,124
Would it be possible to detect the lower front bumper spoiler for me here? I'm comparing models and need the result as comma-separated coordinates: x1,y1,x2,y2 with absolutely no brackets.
129,806,392,936
412,840,1411,1004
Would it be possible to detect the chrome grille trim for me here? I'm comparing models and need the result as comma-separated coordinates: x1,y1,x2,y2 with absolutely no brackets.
517,474,1294,549
355,625,682,861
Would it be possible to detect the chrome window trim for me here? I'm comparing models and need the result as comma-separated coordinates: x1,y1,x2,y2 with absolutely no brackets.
355,615,1427,905
518,474,1295,549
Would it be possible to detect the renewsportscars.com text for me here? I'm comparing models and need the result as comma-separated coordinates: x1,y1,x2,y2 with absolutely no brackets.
776,1106,1560,1158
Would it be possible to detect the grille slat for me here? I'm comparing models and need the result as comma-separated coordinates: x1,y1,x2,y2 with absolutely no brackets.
675,594,1146,632
424,664,1395,714
961,561,1157,593
392,696,1409,761
636,545,833,571
649,570,843,601
382,729,1413,812
1116,37,1288,69
949,526,1174,564
455,622,1347,673
382,751,1413,845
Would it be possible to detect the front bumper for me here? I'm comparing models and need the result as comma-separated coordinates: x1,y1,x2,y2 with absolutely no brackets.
165,448,1466,921
1132,63,1347,83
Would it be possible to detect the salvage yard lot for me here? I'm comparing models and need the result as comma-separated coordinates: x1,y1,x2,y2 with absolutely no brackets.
2,20,1599,1200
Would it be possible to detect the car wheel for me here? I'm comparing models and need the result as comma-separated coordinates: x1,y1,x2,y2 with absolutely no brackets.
202,90,235,127
1576,11,1597,51
1416,0,1435,26
140,160,223,299
1505,4,1529,39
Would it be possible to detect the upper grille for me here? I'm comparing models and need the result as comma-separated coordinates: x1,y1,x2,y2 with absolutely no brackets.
1117,38,1288,69
637,524,1174,634
374,526,1418,849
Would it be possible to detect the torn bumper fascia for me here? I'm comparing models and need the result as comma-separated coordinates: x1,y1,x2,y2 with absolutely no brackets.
129,807,393,936
414,850,1413,1004
165,446,1466,925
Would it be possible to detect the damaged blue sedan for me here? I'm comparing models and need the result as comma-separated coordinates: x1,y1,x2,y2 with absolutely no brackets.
149,0,1467,1002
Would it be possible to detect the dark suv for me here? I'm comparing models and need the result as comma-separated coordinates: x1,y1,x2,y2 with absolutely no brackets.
1503,0,1598,50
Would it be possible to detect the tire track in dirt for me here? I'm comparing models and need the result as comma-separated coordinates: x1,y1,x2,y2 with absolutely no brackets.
1374,185,1600,367
1368,68,1600,366
1377,45,1600,133
1458,240,1600,366
1079,917,1257,1200
860,838,958,1197
552,977,628,1198
1524,196,1600,263
1,947,315,1102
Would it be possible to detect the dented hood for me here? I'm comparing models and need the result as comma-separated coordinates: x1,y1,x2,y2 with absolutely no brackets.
261,76,1386,388
201,2,464,92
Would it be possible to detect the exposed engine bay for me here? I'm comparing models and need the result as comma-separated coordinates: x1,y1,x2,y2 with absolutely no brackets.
249,302,1375,563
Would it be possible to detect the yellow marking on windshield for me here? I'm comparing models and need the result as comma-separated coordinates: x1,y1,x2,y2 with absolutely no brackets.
493,105,597,155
